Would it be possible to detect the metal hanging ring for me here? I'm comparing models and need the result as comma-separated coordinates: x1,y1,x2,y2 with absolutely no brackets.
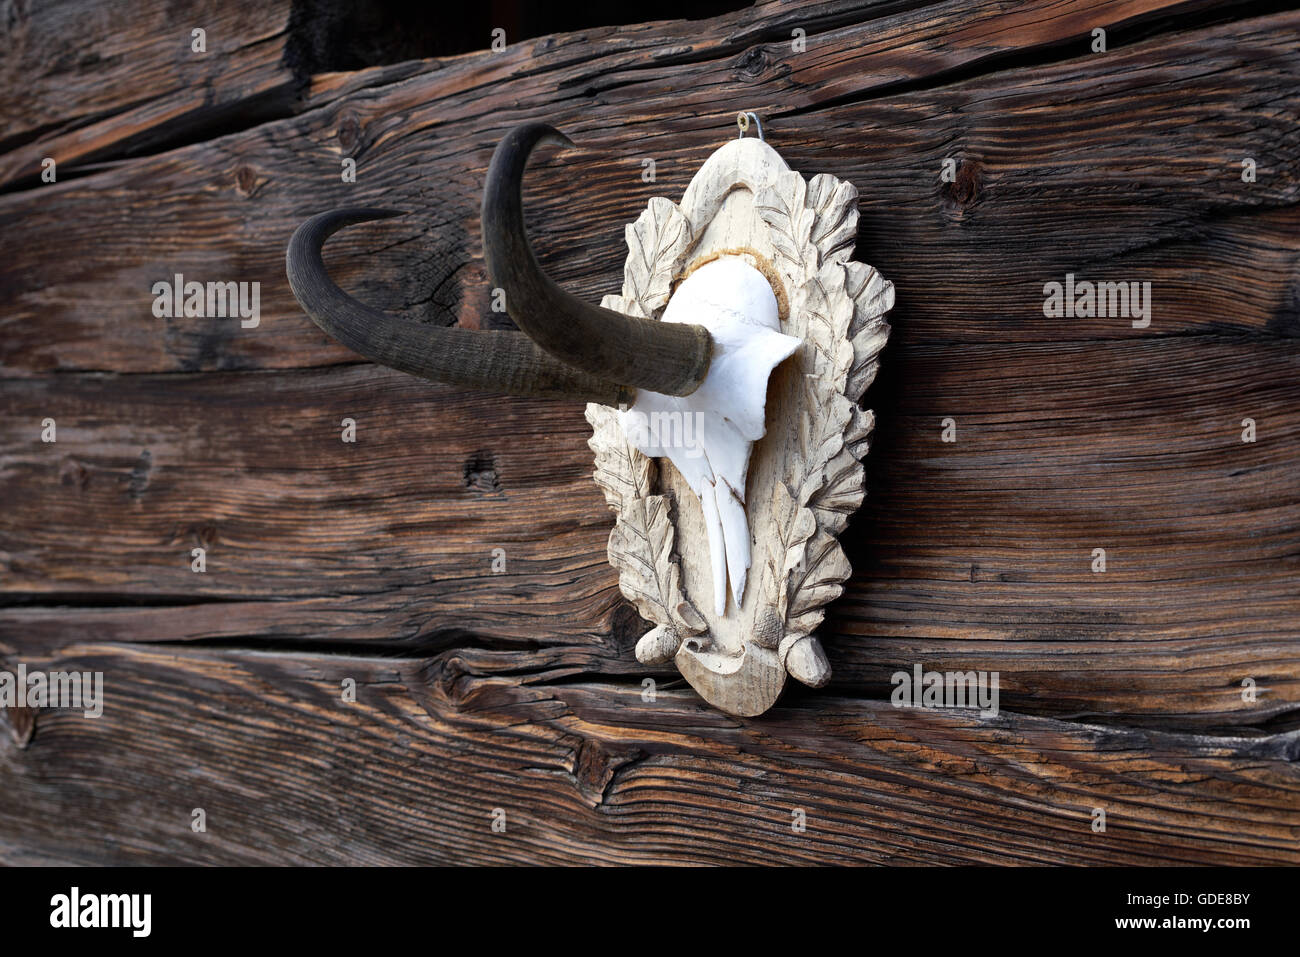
736,111,764,141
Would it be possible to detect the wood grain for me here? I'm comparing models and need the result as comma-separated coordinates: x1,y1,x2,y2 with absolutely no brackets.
1,0,1298,863
0,0,300,189
1,640,1296,865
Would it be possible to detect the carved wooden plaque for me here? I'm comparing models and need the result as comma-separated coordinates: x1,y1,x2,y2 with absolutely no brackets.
586,132,894,716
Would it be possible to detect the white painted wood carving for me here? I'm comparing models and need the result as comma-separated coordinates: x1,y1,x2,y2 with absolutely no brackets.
586,129,894,716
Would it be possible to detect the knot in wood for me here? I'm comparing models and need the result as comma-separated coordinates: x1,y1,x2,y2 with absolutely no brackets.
462,451,501,494
734,46,771,80
337,113,362,153
942,157,983,214
234,163,258,197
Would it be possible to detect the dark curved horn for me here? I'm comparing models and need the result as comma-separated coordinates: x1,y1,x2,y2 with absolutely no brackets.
286,208,629,405
482,123,712,397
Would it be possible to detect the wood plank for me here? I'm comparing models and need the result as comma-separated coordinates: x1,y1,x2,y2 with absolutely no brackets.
2,1,1296,374
2,332,1296,724
1,641,1296,865
0,0,298,188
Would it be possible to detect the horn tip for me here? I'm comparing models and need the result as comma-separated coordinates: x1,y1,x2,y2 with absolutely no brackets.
545,130,576,152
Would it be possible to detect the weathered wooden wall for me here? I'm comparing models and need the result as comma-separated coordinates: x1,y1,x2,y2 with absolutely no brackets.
1,0,1298,864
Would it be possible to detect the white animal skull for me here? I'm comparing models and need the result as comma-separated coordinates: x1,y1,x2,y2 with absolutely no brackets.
620,256,802,616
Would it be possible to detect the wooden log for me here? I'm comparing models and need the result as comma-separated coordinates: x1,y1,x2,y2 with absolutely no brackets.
0,640,1296,865
0,0,298,188
1,0,1298,863
1,339,1295,724
3,1,1297,375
